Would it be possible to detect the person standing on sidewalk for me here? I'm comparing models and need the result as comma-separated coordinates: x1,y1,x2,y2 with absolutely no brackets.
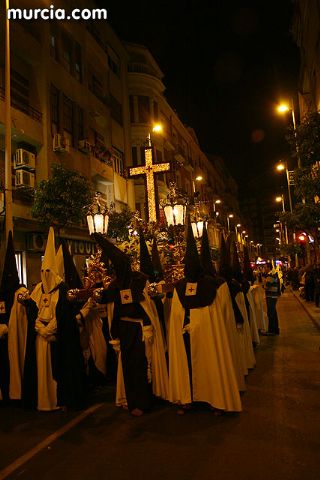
264,263,281,335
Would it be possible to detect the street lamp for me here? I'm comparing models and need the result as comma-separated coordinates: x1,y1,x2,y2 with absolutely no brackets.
147,122,163,145
275,194,285,213
192,174,203,195
276,100,301,168
276,160,293,213
275,195,288,244
227,213,234,233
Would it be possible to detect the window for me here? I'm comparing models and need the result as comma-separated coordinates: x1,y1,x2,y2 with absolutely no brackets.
140,146,146,166
89,72,103,100
132,146,138,167
74,105,84,142
108,55,120,77
138,96,150,123
62,95,73,133
61,32,72,73
50,84,59,133
74,42,82,82
50,23,59,60
112,147,124,175
109,94,123,125
11,70,29,114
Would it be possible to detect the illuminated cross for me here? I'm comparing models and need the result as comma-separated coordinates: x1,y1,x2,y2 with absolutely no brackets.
124,294,129,300
0,302,5,313
188,287,194,293
129,146,170,222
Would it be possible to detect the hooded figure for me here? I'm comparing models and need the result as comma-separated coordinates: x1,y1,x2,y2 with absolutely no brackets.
61,239,83,290
93,233,168,416
23,227,86,411
0,232,27,402
0,232,30,402
200,224,217,278
168,223,242,413
151,236,164,282
198,229,246,392
225,239,256,373
240,246,260,345
138,230,167,343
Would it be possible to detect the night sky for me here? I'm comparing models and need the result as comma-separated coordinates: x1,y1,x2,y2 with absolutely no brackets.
107,1,300,200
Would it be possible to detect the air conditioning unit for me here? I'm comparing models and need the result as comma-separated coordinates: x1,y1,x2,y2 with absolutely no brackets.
53,133,70,152
78,139,93,154
15,169,35,188
14,148,36,170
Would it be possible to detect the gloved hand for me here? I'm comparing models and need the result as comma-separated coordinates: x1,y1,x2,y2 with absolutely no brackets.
79,298,101,322
0,324,8,338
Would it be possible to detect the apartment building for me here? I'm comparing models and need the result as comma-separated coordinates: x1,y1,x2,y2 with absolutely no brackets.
0,0,134,287
0,1,242,285
292,0,320,117
124,42,240,247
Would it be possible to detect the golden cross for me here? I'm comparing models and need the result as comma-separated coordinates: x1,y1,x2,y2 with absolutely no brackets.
129,147,170,222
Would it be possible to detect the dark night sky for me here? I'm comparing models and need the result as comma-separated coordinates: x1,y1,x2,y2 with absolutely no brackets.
106,1,300,199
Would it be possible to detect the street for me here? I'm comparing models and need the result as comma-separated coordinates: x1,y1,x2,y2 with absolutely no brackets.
1,291,320,480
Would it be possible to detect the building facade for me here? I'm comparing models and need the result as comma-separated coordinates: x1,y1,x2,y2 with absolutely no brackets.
0,1,243,286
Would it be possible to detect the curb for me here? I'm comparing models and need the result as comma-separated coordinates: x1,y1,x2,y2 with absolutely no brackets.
291,289,320,331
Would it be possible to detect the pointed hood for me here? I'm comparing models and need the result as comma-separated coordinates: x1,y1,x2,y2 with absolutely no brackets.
231,241,243,283
0,231,20,294
243,246,254,283
61,239,83,289
139,229,155,281
151,236,164,281
56,245,64,280
218,233,232,282
93,233,132,289
200,223,216,277
184,222,203,282
41,227,62,293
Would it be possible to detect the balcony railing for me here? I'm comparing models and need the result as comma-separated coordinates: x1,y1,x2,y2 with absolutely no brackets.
0,86,42,122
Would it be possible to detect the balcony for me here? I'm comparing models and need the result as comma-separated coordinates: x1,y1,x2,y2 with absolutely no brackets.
0,86,42,122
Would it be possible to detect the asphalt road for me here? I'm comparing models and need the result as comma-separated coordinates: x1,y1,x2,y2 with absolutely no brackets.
1,291,320,480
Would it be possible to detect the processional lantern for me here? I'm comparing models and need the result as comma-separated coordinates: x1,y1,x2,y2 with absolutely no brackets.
86,192,110,236
160,182,188,227
191,220,207,239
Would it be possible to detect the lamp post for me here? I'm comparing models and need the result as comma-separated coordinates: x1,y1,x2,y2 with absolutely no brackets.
276,160,293,213
227,213,234,233
275,195,289,244
192,175,203,193
276,100,301,168
5,0,13,239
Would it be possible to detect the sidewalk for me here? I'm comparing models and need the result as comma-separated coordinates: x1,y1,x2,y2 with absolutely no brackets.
291,287,320,330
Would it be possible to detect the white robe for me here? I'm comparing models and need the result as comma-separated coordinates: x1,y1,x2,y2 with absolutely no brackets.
8,287,29,400
168,289,242,412
246,289,260,345
107,284,169,408
79,299,107,376
235,292,256,371
250,285,268,332
31,283,60,411
215,282,246,391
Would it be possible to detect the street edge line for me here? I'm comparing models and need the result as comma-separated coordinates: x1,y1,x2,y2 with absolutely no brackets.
0,402,104,480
